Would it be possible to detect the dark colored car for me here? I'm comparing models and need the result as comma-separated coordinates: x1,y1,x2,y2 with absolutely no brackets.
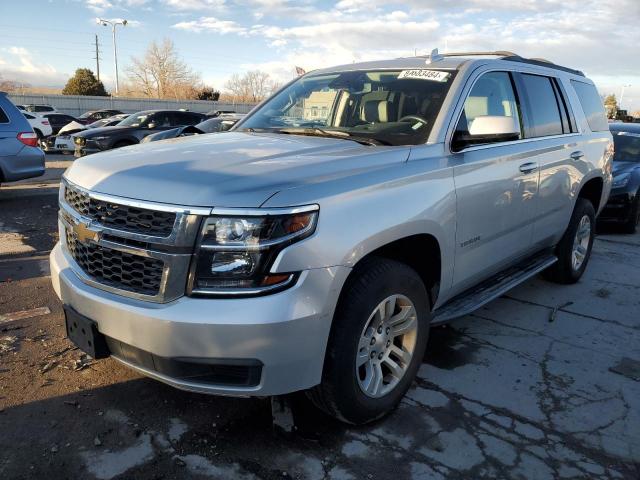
141,114,245,143
74,110,206,157
598,123,640,232
25,104,56,113
42,114,130,153
0,92,44,185
43,113,79,135
77,109,123,125
206,109,236,118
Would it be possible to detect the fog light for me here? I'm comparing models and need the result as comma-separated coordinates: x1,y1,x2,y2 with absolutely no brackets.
211,252,255,275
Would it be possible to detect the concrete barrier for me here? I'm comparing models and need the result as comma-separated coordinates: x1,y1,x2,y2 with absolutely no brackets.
7,93,256,117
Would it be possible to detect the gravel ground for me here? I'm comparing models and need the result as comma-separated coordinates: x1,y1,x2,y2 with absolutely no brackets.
0,153,638,479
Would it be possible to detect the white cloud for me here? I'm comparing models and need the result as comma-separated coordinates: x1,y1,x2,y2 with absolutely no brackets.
172,16,246,34
161,0,226,11
83,0,149,13
0,46,66,86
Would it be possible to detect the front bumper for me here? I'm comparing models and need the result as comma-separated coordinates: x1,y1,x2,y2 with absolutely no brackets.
598,189,637,223
74,146,101,157
50,242,349,396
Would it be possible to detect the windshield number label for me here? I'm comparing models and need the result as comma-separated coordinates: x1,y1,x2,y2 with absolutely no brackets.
398,69,451,82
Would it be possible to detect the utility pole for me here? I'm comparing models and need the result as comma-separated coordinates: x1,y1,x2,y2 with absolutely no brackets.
619,84,631,110
94,34,100,80
96,18,128,95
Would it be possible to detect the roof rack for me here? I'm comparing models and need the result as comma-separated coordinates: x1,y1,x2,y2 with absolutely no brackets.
419,50,585,77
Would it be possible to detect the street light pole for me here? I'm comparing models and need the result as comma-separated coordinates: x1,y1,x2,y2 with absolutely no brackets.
96,18,128,95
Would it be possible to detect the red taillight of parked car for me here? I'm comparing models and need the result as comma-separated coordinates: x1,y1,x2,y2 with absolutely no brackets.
41,120,50,125
17,132,39,147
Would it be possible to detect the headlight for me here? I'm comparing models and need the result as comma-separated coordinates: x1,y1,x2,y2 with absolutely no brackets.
612,173,630,188
188,206,319,296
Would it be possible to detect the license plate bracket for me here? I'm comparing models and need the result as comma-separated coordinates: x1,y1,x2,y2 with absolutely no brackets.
64,306,110,359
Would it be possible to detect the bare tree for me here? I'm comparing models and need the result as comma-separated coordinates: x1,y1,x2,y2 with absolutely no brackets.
126,39,201,99
224,70,277,103
0,73,24,93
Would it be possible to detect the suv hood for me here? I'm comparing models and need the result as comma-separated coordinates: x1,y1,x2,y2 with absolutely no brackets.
65,131,409,207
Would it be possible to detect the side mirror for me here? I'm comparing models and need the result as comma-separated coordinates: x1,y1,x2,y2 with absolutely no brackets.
147,122,156,129
452,115,520,152
220,121,234,132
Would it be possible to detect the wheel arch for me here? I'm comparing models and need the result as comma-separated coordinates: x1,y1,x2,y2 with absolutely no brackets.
339,232,442,311
578,176,604,213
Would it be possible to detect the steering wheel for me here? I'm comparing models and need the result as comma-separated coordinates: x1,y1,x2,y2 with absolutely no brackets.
399,115,428,127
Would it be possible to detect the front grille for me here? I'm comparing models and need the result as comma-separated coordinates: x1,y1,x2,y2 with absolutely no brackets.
65,228,164,296
64,184,176,237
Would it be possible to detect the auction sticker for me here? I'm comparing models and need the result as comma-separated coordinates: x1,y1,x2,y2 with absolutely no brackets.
398,69,451,82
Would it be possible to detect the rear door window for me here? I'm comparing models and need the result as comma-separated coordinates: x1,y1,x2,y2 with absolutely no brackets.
571,80,609,132
171,112,201,126
519,74,564,137
0,106,8,123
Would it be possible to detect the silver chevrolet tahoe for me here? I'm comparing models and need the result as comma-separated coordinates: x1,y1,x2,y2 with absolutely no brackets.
50,51,613,424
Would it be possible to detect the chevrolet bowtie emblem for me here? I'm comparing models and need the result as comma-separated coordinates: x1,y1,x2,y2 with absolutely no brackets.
73,220,100,243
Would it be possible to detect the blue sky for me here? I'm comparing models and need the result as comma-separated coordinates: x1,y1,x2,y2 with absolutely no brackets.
1,0,639,111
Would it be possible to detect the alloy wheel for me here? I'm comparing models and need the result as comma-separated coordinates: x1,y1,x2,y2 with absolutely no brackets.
356,294,418,398
571,214,591,271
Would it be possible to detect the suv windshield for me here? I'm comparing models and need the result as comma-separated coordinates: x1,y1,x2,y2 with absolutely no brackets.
612,130,640,162
238,69,456,146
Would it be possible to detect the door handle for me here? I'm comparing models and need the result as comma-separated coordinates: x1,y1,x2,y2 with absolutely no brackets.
570,151,584,161
519,162,538,174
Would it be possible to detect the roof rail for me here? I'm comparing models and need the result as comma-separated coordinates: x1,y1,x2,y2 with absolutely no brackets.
418,50,584,77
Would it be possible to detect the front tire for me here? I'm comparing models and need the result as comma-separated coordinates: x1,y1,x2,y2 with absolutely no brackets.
544,198,595,284
308,257,430,424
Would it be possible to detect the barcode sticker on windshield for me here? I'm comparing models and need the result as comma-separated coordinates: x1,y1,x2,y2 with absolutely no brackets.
398,70,451,82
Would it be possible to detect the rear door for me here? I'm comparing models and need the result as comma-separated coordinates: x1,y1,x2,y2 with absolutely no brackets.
513,73,583,248
450,70,539,291
171,112,203,126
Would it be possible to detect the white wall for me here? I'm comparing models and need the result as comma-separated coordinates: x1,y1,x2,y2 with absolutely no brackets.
7,93,256,117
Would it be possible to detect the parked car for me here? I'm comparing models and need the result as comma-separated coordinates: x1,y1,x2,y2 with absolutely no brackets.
43,114,130,154
206,109,236,117
15,104,26,111
73,110,206,156
0,92,45,186
50,52,612,425
24,104,57,113
42,113,79,135
598,123,640,232
22,112,53,140
141,114,245,143
76,109,124,125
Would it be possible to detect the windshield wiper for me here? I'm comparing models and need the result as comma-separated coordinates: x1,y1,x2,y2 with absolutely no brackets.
276,127,389,146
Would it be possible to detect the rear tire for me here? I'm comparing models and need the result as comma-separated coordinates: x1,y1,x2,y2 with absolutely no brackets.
544,198,595,284
307,257,430,425
622,192,639,234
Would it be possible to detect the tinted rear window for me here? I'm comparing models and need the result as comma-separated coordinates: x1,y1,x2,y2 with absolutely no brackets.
571,80,608,132
521,74,563,137
0,106,8,123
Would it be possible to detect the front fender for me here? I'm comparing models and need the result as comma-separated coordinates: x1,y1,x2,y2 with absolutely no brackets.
265,158,457,301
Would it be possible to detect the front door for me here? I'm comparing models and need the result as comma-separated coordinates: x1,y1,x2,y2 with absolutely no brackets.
450,71,539,292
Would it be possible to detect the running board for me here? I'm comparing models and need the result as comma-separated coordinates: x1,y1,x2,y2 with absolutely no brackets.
431,253,557,325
